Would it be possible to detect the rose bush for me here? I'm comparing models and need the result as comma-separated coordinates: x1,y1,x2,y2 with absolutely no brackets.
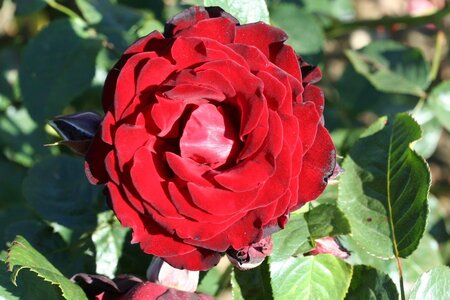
85,6,336,271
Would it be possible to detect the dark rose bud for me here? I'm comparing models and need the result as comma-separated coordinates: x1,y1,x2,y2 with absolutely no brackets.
48,112,102,155
307,237,349,259
227,236,273,270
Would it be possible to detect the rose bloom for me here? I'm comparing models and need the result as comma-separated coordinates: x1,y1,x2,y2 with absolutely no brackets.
85,6,336,271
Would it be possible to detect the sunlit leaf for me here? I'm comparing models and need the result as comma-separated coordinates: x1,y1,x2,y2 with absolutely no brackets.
428,80,450,131
203,0,269,24
7,236,88,300
409,266,450,300
338,113,429,258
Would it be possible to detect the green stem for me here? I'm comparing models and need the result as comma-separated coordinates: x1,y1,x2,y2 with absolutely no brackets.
429,30,446,83
326,5,450,38
45,0,84,22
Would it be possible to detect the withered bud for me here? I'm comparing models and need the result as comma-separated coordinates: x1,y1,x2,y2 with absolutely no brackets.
226,236,273,270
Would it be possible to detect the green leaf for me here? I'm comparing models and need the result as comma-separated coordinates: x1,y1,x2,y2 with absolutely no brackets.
305,204,351,239
75,0,143,52
22,155,100,230
409,266,450,300
412,103,442,158
19,19,101,123
203,0,269,24
345,265,398,300
15,0,46,16
231,261,272,300
92,211,128,278
270,254,352,300
7,235,88,300
271,3,324,54
338,113,429,259
345,41,429,97
428,80,450,131
271,213,313,262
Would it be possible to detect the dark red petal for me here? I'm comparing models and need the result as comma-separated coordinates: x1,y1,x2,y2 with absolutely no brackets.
270,44,301,79
85,132,111,184
176,17,236,44
130,146,181,219
300,58,322,84
166,153,213,187
101,111,115,145
196,60,264,138
150,95,187,137
114,52,158,119
296,125,336,206
104,150,120,185
162,248,221,271
102,31,165,111
187,183,259,216
237,103,268,161
163,84,226,102
114,124,149,170
294,101,321,153
174,69,236,98
235,22,288,58
303,85,324,115
136,57,176,92
106,183,196,257
124,31,165,55
167,182,245,225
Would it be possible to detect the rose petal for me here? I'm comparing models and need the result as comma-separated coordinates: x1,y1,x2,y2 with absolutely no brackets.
177,17,236,44
174,69,236,98
294,101,321,153
296,125,336,207
85,132,111,184
235,22,288,57
303,85,324,115
114,124,149,170
270,44,301,79
162,248,221,271
166,153,213,187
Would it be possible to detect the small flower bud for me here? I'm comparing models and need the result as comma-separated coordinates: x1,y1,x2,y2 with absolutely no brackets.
226,236,273,270
146,257,199,292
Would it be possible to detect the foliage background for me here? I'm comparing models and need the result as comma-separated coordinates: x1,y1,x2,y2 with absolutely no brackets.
0,0,449,299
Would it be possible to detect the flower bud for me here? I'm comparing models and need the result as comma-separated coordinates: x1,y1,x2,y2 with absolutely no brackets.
307,237,349,259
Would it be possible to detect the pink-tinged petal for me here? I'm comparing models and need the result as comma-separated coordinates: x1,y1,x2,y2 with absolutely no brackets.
136,57,176,92
175,69,236,98
105,150,120,185
106,183,195,257
114,52,158,119
294,101,321,153
270,44,301,79
297,125,336,206
162,248,221,271
177,17,236,44
130,146,181,219
180,104,239,168
303,85,324,115
114,124,149,169
308,237,349,259
166,153,213,187
101,111,115,145
235,22,288,58
188,183,259,216
85,132,111,184
150,95,187,137
165,6,238,38
163,84,226,102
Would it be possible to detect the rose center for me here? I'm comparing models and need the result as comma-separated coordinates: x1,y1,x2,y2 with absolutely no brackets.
179,103,238,168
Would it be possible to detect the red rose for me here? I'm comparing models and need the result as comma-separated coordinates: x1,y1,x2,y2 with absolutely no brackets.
85,6,336,271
